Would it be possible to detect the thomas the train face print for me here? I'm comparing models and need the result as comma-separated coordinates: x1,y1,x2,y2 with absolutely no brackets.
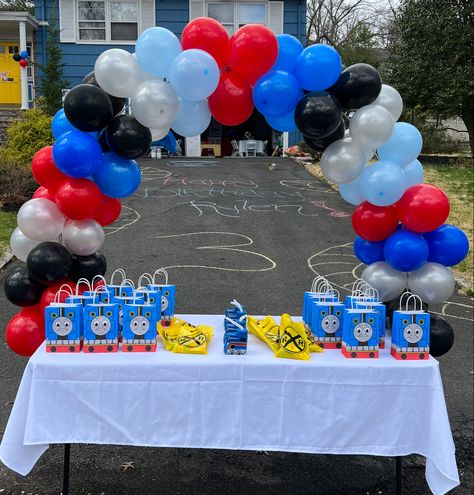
122,303,158,352
311,301,345,349
147,284,176,326
83,303,119,353
342,309,380,359
391,312,430,361
45,304,83,353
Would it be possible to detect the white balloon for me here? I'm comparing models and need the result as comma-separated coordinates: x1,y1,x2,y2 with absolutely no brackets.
171,98,211,137
408,262,455,304
151,127,170,141
361,261,408,302
350,104,395,149
131,80,179,129
95,49,144,98
320,137,366,184
10,227,41,262
373,84,403,122
63,220,105,256
17,199,65,242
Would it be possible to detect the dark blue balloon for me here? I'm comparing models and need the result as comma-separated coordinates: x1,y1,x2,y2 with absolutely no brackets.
20,50,28,59
272,34,303,72
384,230,429,272
52,109,75,139
152,131,176,153
265,110,297,132
354,236,385,265
93,153,141,198
53,130,102,178
424,224,470,266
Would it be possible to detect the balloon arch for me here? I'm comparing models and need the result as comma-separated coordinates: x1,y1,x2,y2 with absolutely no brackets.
3,18,469,356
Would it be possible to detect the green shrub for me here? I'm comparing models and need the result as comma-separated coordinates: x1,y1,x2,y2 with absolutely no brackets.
0,107,53,165
0,156,37,211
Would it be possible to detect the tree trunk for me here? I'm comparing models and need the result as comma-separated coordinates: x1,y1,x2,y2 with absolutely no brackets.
461,95,474,159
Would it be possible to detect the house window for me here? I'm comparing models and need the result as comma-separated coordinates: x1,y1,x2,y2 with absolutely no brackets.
207,2,266,35
77,0,138,42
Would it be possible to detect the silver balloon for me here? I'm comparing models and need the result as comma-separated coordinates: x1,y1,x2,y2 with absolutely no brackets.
373,84,403,122
10,227,41,262
62,220,105,256
17,198,65,242
408,262,455,304
361,261,408,302
350,104,395,149
131,80,179,129
320,137,366,184
94,49,144,98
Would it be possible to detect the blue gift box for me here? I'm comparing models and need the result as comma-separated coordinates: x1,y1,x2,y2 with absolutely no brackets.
223,301,248,355
45,303,83,353
83,302,119,353
122,302,158,352
342,308,380,359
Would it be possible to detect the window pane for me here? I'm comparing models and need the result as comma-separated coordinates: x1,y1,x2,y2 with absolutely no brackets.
79,21,106,28
78,1,105,21
79,28,106,40
239,3,265,25
111,1,138,22
111,22,138,40
208,3,233,24
223,24,234,35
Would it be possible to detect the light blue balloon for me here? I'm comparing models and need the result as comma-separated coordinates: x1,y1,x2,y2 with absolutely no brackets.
135,27,182,79
272,34,304,73
292,44,342,91
361,161,407,206
378,122,423,166
52,108,75,138
265,110,297,132
402,159,424,187
171,98,211,137
93,153,141,198
253,70,302,117
339,176,364,205
169,49,219,101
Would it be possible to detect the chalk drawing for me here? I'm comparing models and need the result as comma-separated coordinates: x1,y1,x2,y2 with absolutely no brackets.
280,179,336,193
155,231,276,272
310,200,351,218
141,187,304,200
104,206,140,236
166,160,218,167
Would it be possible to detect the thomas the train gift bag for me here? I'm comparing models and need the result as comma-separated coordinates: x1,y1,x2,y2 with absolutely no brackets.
143,269,176,327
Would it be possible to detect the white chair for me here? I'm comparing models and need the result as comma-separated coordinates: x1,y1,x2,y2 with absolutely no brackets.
245,140,257,157
231,140,240,157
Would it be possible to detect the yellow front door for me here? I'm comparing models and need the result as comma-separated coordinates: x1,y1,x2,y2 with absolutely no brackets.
0,42,21,106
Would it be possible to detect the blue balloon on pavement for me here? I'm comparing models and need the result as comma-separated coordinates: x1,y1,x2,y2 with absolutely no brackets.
354,236,385,265
265,110,297,132
52,109,76,139
292,44,342,91
253,70,302,117
424,224,470,267
93,153,141,198
384,229,429,272
53,130,102,178
378,122,423,167
272,34,304,73
361,161,407,206
402,158,424,187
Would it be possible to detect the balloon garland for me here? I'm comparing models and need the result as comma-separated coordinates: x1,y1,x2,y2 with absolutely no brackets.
3,18,468,358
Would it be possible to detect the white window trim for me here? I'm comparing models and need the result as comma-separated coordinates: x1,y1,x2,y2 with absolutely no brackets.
205,1,269,33
75,0,141,44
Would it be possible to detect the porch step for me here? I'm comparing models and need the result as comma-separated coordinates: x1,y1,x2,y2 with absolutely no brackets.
0,109,24,146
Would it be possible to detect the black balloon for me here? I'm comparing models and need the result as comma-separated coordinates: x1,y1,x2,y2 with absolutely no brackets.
4,266,44,307
294,91,342,140
98,129,111,153
13,53,22,62
69,251,107,283
429,314,455,357
332,63,382,110
64,84,113,132
106,115,152,159
304,119,345,152
82,71,126,116
27,242,73,285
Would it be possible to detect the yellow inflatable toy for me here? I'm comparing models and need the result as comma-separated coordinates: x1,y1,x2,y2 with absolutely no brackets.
247,315,280,352
172,322,214,355
157,317,186,351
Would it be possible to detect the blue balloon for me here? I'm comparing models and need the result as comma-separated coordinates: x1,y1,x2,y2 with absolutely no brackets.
93,153,141,198
402,158,424,187
272,34,303,72
354,236,385,265
378,122,423,167
20,50,28,59
152,131,176,153
253,70,302,117
360,161,407,206
424,224,470,267
292,44,342,91
384,229,429,272
52,109,76,139
265,110,297,132
53,130,102,178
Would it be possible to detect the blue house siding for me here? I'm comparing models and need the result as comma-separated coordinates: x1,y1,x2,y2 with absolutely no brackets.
155,0,188,36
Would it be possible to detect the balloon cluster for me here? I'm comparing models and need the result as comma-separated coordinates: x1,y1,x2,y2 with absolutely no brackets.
12,50,28,68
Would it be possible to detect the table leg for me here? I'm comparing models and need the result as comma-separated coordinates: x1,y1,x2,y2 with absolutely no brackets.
62,444,71,495
396,456,403,495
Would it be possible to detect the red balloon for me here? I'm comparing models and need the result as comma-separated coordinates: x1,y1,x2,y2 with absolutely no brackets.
93,195,122,226
19,59,28,68
40,280,77,312
55,178,102,220
208,71,254,126
181,17,230,69
228,24,278,85
6,306,44,356
33,185,56,202
352,202,399,242
396,184,450,233
31,146,69,192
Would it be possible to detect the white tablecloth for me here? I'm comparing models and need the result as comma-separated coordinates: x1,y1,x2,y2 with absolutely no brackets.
0,315,459,494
